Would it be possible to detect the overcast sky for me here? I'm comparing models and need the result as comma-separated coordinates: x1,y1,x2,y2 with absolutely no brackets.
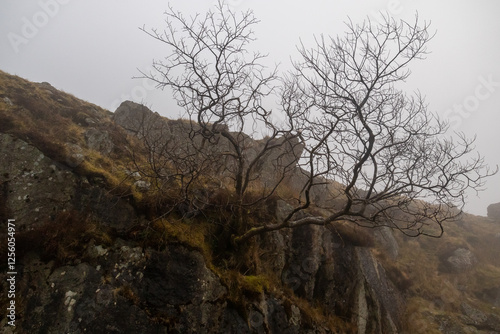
1,0,499,215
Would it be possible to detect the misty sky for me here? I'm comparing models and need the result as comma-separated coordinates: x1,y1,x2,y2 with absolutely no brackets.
1,0,499,215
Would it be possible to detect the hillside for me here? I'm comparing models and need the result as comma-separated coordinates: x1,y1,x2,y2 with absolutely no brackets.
1,69,500,333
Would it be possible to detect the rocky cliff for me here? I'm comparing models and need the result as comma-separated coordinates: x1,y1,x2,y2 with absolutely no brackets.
1,70,500,333
488,202,500,221
0,135,402,333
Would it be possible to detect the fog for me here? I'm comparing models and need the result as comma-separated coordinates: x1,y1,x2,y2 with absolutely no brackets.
1,0,499,215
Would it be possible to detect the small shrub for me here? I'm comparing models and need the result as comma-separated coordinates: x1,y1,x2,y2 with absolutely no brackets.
219,270,269,316
238,275,269,295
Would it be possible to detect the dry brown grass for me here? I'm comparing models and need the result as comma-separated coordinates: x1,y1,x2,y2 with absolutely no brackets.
0,70,146,204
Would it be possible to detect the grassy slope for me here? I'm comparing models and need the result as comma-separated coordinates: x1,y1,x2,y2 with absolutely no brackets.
0,69,144,197
393,212,500,332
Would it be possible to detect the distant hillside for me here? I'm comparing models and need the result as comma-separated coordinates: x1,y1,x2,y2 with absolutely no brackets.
1,70,500,333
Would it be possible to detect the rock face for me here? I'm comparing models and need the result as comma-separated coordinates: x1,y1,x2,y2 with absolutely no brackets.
434,303,500,334
4,71,500,333
113,100,165,136
0,133,136,233
0,128,405,333
113,101,304,189
373,226,399,260
84,128,113,155
488,202,500,221
261,210,404,334
2,237,338,333
446,248,477,272
113,101,349,211
0,97,406,333
0,133,77,227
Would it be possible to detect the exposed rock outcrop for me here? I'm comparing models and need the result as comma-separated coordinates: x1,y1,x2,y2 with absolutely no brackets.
3,70,500,334
446,248,477,272
84,128,113,155
260,201,404,334
373,226,399,260
0,129,403,333
0,133,137,233
65,143,85,167
113,101,304,190
113,101,351,212
2,233,339,333
488,202,500,221
435,304,500,334
113,100,166,137
0,133,77,227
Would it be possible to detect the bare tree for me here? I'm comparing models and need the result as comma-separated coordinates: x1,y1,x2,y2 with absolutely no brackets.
233,14,497,244
139,2,494,244
140,1,301,228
